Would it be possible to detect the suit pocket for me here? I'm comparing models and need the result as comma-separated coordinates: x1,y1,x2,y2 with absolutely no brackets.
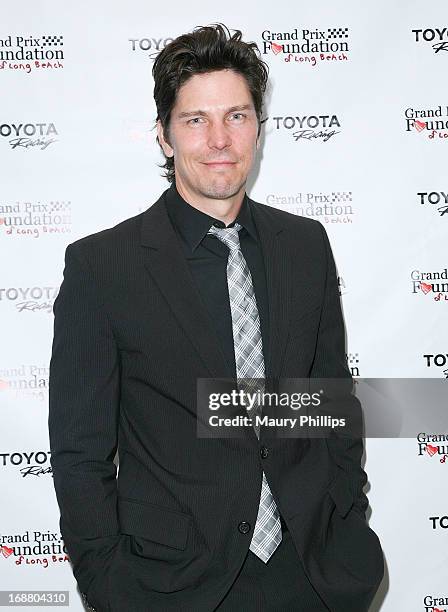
115,497,211,594
118,497,191,554
324,473,385,589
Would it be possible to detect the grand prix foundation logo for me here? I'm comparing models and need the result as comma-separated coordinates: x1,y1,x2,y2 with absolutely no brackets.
260,27,350,66
422,594,448,611
266,190,354,223
417,433,448,464
0,529,68,568
0,199,71,236
405,105,448,140
0,35,64,73
0,364,49,403
411,268,448,301
346,352,361,377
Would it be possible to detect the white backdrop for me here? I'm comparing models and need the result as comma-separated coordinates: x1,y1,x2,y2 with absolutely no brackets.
1,1,447,610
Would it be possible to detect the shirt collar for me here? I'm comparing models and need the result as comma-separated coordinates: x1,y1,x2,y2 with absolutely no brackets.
164,182,258,252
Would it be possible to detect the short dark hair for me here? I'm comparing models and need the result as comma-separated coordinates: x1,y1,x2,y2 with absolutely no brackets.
152,23,269,183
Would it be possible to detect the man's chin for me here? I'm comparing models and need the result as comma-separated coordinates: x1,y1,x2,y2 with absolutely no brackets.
199,182,245,200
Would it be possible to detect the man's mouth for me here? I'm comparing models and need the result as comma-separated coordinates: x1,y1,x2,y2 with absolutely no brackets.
202,161,237,167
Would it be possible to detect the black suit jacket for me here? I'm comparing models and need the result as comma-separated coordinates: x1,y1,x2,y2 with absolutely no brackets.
48,190,384,612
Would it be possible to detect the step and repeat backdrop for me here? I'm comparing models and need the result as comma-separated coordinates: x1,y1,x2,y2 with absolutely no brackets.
1,1,447,610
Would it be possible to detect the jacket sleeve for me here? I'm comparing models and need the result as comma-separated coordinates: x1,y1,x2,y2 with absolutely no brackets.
309,222,369,517
48,242,121,603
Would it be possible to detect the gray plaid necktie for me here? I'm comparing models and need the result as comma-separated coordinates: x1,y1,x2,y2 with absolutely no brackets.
207,221,282,563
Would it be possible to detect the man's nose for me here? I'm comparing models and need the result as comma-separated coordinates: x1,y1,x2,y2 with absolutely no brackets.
207,122,231,150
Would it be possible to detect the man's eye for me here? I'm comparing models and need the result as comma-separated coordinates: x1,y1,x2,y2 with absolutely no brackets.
188,117,204,125
230,113,245,120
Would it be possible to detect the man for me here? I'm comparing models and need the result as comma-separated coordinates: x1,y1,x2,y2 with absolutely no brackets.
49,24,384,612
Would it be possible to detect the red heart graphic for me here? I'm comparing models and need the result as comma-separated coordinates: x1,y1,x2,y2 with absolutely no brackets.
271,42,282,55
1,545,13,558
414,120,426,132
420,282,432,295
426,444,438,457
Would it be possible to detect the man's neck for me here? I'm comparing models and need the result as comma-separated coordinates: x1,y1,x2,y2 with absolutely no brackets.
175,181,245,227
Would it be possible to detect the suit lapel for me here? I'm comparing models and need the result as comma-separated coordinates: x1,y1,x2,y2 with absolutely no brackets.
140,191,293,383
140,192,233,380
249,199,291,381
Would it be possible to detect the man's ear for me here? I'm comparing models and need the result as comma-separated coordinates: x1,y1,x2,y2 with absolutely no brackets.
156,120,174,158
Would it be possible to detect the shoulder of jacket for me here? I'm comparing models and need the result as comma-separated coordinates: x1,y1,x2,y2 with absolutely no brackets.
68,210,145,254
249,197,325,234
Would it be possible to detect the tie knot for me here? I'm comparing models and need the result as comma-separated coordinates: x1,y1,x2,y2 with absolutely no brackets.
207,222,242,251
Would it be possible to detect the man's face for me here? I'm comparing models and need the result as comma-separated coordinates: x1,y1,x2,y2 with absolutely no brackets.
157,69,260,203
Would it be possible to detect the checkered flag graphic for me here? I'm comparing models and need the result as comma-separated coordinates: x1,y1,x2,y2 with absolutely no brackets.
331,191,353,203
49,201,71,212
41,35,64,46
327,27,349,39
346,353,359,365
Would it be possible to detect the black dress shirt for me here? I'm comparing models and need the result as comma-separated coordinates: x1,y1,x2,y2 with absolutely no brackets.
164,183,270,380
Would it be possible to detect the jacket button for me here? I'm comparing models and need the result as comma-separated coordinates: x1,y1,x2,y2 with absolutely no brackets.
260,446,269,459
238,521,251,534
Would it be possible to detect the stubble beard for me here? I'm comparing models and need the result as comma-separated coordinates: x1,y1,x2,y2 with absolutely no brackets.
195,176,246,201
